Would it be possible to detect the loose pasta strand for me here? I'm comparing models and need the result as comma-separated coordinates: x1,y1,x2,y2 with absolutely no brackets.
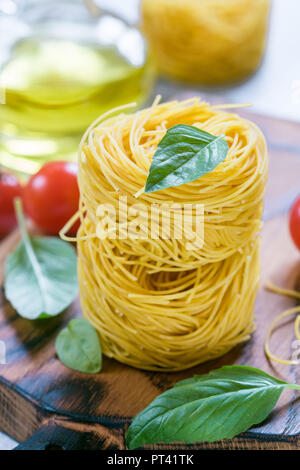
264,307,300,366
264,282,300,365
266,281,300,300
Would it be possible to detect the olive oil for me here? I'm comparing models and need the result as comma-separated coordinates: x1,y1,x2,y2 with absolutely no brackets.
0,37,153,174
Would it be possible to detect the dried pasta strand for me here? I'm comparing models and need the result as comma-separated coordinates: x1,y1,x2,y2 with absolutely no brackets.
266,281,300,300
264,281,300,365
264,307,300,366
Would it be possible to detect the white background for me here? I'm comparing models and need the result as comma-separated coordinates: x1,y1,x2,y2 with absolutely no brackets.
0,0,300,450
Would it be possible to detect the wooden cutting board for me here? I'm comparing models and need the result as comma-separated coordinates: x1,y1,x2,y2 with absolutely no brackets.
0,109,300,450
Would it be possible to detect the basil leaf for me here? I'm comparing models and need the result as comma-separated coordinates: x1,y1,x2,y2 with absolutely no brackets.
55,318,102,374
126,366,300,449
145,124,228,193
172,365,288,388
4,199,78,319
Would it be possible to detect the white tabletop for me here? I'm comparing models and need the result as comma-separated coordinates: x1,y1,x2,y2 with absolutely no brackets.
1,0,299,450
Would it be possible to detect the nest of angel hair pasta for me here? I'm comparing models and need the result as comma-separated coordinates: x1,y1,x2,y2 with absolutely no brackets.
76,98,268,371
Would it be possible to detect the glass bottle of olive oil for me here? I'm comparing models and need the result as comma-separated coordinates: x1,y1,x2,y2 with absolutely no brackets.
0,1,154,175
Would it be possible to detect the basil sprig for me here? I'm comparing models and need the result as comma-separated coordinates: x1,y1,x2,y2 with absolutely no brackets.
4,198,78,319
145,124,228,193
55,318,102,374
126,365,300,449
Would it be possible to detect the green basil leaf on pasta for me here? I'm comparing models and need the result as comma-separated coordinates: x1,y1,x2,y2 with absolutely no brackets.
4,199,78,319
126,365,300,449
145,124,228,193
55,318,102,374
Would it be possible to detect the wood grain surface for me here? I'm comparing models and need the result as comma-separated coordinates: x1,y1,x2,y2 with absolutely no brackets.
0,109,299,450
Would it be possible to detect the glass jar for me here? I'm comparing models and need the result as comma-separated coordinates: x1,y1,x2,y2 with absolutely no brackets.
0,0,154,175
141,0,270,85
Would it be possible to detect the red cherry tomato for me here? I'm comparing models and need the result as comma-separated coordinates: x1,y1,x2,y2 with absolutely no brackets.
289,196,300,250
0,172,22,238
23,161,80,235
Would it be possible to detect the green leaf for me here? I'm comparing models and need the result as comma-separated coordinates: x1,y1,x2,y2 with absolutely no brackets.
145,124,228,193
126,365,300,449
55,318,102,374
4,199,78,319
